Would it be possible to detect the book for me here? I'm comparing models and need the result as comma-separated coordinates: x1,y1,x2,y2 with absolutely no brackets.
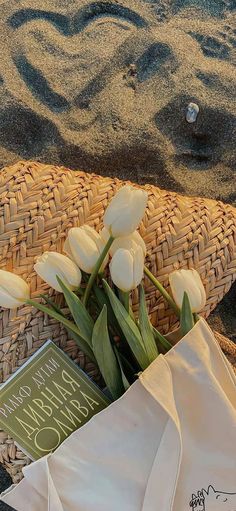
0,341,110,460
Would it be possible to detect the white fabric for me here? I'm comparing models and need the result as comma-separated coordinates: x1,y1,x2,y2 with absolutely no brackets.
1,318,236,511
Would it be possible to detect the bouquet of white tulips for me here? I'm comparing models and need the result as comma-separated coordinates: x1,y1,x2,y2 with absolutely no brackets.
0,185,206,400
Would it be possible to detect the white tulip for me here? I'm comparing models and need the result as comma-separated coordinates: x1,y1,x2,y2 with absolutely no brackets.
169,269,206,313
101,227,146,257
103,185,148,238
64,225,109,274
0,269,30,309
100,227,147,257
34,252,82,292
110,245,144,292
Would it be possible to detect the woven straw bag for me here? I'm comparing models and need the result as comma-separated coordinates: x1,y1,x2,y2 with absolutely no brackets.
0,160,236,484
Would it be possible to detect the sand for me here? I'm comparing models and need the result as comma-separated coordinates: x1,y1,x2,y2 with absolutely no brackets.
0,0,235,200
0,0,235,498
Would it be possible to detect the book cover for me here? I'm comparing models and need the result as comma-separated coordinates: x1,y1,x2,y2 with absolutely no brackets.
0,341,110,460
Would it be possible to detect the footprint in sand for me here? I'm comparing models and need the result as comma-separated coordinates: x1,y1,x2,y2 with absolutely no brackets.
189,32,233,60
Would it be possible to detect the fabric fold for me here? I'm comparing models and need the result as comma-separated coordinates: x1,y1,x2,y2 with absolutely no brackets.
1,318,235,511
140,355,182,511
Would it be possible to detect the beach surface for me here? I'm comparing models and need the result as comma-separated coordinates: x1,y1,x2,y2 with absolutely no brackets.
0,0,235,499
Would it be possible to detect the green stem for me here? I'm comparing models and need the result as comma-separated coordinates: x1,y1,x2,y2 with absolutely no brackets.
27,299,83,338
26,299,96,362
152,326,172,352
83,236,114,307
118,290,130,314
193,313,200,324
129,302,135,321
144,266,180,317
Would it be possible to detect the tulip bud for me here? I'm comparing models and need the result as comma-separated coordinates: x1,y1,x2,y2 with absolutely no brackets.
34,252,82,292
103,185,148,238
64,225,109,274
101,228,146,257
169,269,206,313
110,245,144,292
0,269,30,309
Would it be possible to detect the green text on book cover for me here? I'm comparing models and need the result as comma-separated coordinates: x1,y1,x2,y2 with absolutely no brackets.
0,343,109,459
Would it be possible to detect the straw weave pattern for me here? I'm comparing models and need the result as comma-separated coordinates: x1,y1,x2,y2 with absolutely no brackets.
0,160,235,483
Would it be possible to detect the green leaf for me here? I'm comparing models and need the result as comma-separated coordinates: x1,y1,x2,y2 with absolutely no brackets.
152,326,172,352
67,331,96,362
40,294,64,316
117,350,137,379
92,283,121,334
40,295,96,360
92,306,124,400
139,285,158,363
180,291,194,337
75,287,84,297
113,346,131,391
26,299,95,362
57,277,94,347
103,280,149,370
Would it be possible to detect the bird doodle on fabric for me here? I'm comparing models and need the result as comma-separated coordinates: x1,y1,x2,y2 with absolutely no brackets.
189,485,236,510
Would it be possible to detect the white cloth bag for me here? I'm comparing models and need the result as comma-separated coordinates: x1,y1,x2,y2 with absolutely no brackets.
1,318,236,511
